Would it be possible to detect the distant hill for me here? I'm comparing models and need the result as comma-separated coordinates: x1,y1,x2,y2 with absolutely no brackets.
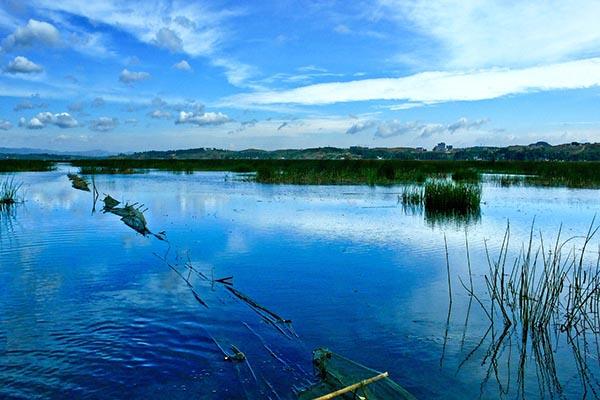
0,147,115,159
123,142,600,161
2,142,600,161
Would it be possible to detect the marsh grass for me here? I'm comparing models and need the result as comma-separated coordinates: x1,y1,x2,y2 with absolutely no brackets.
400,186,423,206
0,160,54,172
490,174,526,187
68,159,600,187
451,168,480,182
424,180,481,214
0,177,23,206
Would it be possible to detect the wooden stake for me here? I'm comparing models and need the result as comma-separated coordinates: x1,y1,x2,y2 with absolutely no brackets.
313,371,389,400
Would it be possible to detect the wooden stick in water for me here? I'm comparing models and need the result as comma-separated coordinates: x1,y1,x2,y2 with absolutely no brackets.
313,371,389,400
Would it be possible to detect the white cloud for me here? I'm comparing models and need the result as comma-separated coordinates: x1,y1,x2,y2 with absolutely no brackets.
334,24,351,34
92,97,105,107
68,101,84,112
1,19,61,51
173,60,192,71
175,111,231,126
21,116,44,129
14,95,47,111
447,117,488,133
148,109,172,119
30,1,231,57
119,69,150,84
374,117,488,138
377,0,600,68
19,111,79,129
225,57,600,107
346,120,377,135
155,27,183,52
89,117,118,132
212,58,257,87
375,120,444,138
54,112,79,128
69,31,115,59
4,56,43,74
0,119,12,130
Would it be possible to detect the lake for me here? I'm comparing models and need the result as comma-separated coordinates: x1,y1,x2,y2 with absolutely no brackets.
1,165,599,399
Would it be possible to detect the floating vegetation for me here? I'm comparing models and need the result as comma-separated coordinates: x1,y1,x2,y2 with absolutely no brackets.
102,194,120,210
0,177,22,207
67,173,90,191
454,219,600,397
104,199,151,236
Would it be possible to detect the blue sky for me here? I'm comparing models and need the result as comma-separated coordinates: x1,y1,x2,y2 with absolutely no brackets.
1,1,600,152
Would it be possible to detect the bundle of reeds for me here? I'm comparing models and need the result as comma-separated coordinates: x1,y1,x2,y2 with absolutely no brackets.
0,176,22,205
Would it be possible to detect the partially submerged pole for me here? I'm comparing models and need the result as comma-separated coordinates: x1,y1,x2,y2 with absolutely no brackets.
312,371,389,400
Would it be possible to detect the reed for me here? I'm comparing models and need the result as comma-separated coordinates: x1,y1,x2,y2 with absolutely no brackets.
0,159,54,172
457,220,600,397
400,186,423,206
423,180,481,214
0,176,23,205
451,168,480,182
68,159,600,187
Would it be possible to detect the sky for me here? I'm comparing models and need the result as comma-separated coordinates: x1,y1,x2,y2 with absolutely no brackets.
1,0,600,152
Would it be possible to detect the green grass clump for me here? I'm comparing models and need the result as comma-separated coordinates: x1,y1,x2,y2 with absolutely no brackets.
424,180,481,214
0,177,23,205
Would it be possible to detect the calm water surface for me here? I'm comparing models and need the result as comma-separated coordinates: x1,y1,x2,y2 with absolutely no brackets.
1,166,599,399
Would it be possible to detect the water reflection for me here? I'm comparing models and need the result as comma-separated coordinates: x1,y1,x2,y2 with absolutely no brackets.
1,167,599,399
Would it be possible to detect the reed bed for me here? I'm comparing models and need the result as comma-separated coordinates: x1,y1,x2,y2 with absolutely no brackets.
0,159,54,172
424,181,481,214
451,168,480,182
69,159,600,187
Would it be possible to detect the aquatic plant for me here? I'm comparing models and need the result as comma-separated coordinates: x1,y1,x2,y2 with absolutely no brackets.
400,186,423,206
423,180,481,214
0,176,23,205
0,160,54,173
455,219,600,397
68,159,600,187
451,168,480,182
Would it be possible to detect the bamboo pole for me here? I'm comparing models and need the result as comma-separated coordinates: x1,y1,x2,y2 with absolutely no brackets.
313,371,389,400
